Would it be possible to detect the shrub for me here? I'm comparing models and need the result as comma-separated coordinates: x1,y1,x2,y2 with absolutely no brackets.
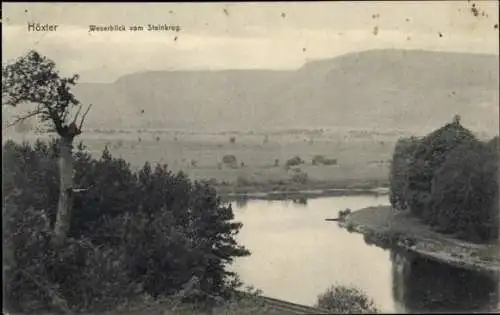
222,154,238,168
323,158,338,165
313,155,338,166
3,139,250,313
315,285,379,314
285,156,304,167
312,155,325,165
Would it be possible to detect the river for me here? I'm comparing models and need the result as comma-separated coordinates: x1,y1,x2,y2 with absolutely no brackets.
229,195,499,313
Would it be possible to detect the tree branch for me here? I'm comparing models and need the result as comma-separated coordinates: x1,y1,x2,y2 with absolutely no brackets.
72,104,83,125
78,104,92,130
5,108,44,128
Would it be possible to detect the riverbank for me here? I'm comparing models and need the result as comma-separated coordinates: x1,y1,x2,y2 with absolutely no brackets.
215,180,389,202
338,206,500,274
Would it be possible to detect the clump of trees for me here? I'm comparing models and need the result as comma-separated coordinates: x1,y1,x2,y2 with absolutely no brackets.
222,154,238,169
430,139,498,240
316,285,379,314
285,156,304,167
3,140,250,313
312,155,337,166
389,117,499,243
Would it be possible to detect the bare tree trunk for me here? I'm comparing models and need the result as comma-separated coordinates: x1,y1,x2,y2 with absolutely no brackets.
53,136,74,247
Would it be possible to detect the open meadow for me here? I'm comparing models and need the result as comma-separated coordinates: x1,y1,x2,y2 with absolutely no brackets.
5,129,397,191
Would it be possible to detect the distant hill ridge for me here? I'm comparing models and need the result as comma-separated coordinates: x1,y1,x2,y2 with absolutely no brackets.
5,49,499,135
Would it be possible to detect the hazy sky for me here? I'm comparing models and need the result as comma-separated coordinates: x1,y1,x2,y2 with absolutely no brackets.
2,1,499,82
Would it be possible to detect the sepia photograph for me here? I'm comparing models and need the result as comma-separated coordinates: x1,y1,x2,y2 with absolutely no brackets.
2,1,499,314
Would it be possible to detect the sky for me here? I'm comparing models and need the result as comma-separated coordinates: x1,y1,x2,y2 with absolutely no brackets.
2,1,499,82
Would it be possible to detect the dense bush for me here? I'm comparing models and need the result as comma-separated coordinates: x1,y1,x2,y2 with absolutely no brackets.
3,139,250,313
315,284,379,314
323,158,338,166
388,120,499,243
285,156,304,167
222,154,238,168
312,155,337,166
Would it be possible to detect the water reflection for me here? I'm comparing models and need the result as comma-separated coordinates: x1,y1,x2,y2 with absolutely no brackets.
230,195,497,313
234,198,249,209
391,250,499,313
291,196,308,206
232,196,309,209
231,195,395,311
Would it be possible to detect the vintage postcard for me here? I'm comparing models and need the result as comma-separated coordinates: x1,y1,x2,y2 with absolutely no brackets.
2,2,499,314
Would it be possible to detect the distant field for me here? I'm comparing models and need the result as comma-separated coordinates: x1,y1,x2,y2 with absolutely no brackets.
4,131,397,188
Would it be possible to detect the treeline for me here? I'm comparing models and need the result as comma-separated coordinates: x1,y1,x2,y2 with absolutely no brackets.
3,139,250,313
389,119,499,243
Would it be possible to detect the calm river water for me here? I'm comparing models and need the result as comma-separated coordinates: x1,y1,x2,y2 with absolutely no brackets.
229,195,499,313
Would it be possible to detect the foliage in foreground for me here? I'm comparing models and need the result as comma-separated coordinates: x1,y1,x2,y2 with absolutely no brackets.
316,284,379,314
3,139,250,314
389,120,499,243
